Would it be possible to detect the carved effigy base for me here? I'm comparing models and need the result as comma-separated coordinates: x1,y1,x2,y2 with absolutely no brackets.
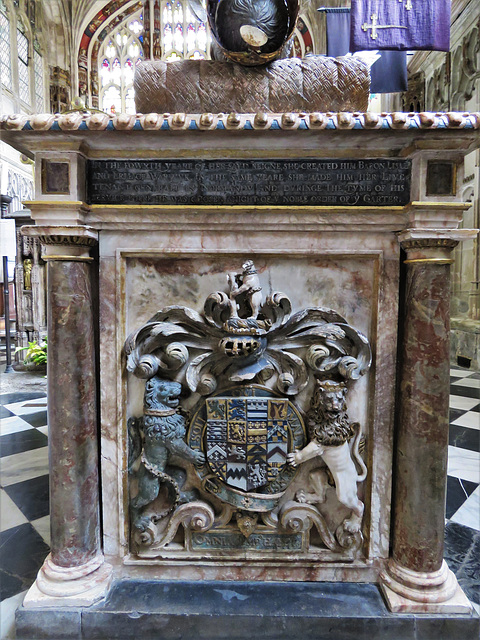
379,559,472,614
23,554,113,608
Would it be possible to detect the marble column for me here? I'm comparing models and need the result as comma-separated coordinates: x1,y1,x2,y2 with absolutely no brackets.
380,231,474,614
21,226,112,608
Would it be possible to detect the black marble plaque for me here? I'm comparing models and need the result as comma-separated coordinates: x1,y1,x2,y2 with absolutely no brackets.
426,160,456,196
42,160,70,194
87,159,411,206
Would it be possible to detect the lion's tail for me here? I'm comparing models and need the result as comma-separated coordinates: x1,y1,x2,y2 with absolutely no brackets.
352,423,368,482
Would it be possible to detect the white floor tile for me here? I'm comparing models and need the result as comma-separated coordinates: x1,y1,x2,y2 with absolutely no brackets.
0,416,33,436
36,425,48,436
0,489,28,532
452,377,480,390
0,447,49,487
0,590,27,639
450,369,474,378
447,446,480,484
450,486,480,531
3,398,47,416
449,395,480,411
451,411,480,430
472,601,480,616
31,514,50,546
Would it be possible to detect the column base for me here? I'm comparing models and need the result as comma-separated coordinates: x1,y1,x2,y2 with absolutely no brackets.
380,559,472,614
23,553,113,608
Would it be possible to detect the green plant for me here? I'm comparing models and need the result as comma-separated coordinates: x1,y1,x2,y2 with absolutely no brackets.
15,338,47,366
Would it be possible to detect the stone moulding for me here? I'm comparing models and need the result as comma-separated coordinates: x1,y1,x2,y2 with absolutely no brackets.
1,111,479,133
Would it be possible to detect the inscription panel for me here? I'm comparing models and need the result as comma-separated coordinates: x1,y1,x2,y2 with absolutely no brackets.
189,530,304,552
87,159,411,206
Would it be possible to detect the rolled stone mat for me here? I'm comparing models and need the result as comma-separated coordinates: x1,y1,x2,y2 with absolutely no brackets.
134,56,370,114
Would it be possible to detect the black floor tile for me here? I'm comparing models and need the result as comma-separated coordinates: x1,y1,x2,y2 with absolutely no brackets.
469,372,480,380
0,523,49,599
448,424,480,452
4,475,50,521
0,392,46,405
0,429,48,458
450,385,480,400
0,567,24,600
444,521,477,575
455,529,480,605
445,477,479,519
0,405,14,419
20,410,47,428
449,407,466,423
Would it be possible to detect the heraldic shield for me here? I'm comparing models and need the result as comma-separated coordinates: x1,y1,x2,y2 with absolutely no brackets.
206,397,291,492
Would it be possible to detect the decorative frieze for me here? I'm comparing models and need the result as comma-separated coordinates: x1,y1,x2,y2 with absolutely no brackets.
2,111,479,132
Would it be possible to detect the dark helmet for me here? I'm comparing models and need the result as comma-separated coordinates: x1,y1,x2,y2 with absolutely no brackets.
206,0,299,66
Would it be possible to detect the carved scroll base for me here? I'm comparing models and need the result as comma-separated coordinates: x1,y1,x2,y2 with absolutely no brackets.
379,559,472,614
23,554,113,609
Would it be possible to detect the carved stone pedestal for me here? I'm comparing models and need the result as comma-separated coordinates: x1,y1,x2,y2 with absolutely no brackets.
1,111,478,639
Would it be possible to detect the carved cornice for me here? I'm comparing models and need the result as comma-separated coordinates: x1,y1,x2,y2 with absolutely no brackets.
1,111,479,133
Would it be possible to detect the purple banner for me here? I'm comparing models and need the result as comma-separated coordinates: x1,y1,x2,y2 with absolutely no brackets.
350,0,450,52
324,8,407,93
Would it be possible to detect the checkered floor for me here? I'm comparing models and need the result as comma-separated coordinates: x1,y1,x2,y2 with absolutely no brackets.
0,370,479,637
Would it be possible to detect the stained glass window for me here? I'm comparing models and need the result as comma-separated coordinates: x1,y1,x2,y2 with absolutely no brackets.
162,0,208,60
0,5,12,90
34,49,44,111
17,28,30,104
98,1,213,112
98,8,144,114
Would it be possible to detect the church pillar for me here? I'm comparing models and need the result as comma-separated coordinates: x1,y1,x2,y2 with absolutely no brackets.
21,225,112,608
380,229,475,613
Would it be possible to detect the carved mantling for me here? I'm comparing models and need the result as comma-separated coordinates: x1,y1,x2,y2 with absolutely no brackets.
125,261,372,562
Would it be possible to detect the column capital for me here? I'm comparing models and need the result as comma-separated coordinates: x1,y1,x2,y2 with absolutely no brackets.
398,229,478,264
21,225,98,262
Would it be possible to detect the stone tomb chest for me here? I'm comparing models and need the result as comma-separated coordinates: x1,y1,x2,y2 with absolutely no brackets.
1,111,479,639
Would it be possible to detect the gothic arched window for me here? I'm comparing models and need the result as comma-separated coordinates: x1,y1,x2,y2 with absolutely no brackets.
0,1,12,91
160,0,208,61
16,25,30,105
97,1,209,113
98,8,144,115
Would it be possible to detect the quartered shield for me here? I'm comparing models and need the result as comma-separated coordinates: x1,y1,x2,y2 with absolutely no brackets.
205,397,291,492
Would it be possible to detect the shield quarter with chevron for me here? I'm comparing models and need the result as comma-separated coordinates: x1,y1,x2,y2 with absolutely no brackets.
206,397,291,492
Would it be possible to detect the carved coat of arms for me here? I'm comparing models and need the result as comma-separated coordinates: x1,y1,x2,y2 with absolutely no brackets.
205,397,291,491
125,260,371,559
